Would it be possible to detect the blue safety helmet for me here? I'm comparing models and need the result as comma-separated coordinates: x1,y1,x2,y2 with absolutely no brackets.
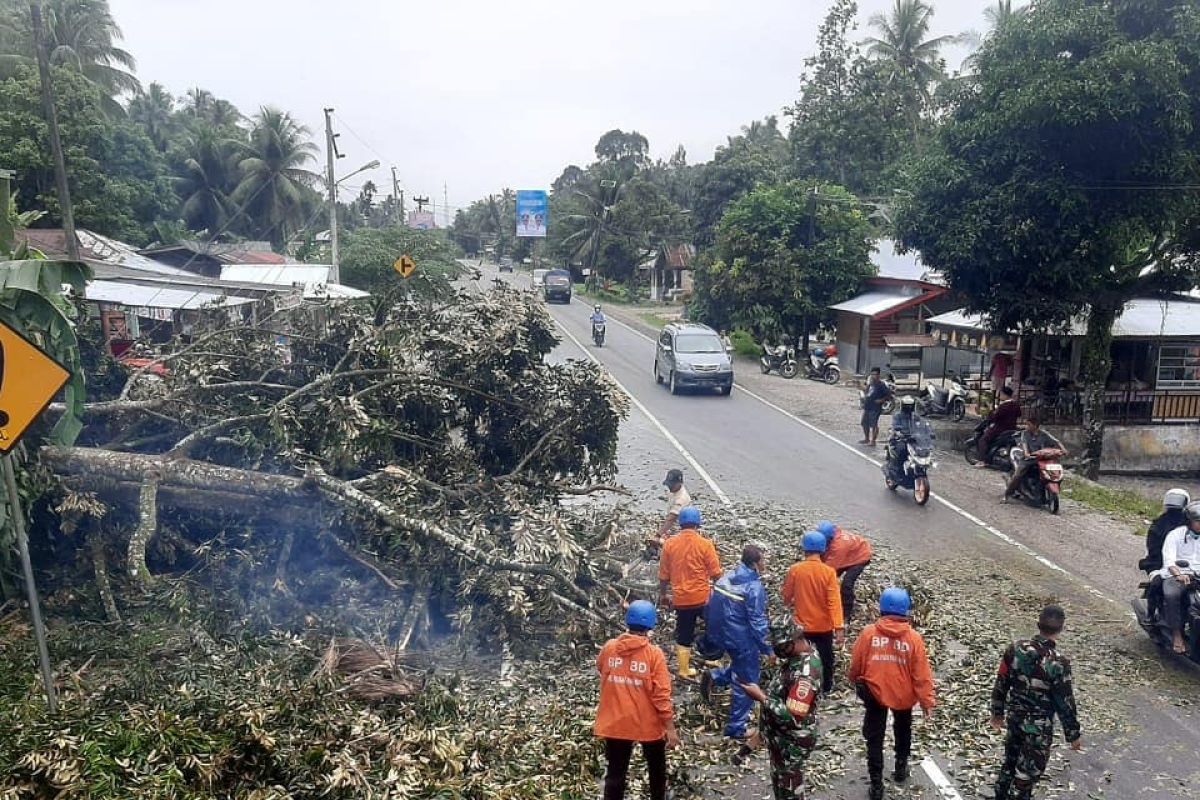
880,587,912,617
678,506,702,528
802,531,827,553
626,600,658,630
817,520,837,542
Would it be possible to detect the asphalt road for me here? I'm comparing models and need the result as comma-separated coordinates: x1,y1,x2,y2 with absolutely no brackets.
471,263,1200,799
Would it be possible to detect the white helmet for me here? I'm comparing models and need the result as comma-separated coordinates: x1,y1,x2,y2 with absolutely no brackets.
1164,488,1191,510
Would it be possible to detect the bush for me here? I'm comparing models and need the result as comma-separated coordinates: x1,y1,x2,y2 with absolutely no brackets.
729,329,760,358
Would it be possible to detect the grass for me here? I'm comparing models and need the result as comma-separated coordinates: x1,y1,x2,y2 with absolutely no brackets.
1062,475,1158,528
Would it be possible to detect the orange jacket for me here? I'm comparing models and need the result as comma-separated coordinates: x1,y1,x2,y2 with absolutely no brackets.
659,529,722,608
595,633,674,742
781,555,844,634
848,616,936,711
825,531,873,573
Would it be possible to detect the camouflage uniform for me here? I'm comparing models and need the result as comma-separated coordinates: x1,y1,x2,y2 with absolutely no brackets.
758,619,823,800
989,635,1081,800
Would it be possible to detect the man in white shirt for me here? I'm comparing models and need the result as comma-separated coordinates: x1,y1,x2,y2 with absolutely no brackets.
651,469,691,550
1160,501,1200,654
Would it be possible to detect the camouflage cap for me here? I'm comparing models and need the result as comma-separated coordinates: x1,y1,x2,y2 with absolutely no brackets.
768,616,806,648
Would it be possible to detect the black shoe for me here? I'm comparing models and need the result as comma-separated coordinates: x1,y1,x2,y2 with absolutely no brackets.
893,760,909,783
868,783,884,800
699,670,713,704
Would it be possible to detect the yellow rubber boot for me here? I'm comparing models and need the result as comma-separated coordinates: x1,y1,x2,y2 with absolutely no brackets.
676,645,696,679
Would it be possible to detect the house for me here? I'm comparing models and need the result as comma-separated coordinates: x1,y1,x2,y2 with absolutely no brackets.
219,264,369,301
640,243,695,302
828,240,953,377
138,240,286,279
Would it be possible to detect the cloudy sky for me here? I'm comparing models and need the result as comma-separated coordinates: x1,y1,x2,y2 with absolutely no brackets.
109,0,991,217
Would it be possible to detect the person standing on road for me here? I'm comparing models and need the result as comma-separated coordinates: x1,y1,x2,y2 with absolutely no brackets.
649,469,691,552
860,367,893,447
781,532,844,694
849,588,936,800
1159,501,1200,654
990,605,1082,800
658,506,722,679
737,617,823,800
817,520,873,620
700,545,772,742
595,600,680,800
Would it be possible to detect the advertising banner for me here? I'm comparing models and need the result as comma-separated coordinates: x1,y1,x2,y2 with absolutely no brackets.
516,190,548,238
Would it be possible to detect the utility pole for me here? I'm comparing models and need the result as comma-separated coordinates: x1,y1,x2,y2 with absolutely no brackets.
323,108,344,283
443,182,449,228
29,2,78,261
413,196,430,213
391,167,403,225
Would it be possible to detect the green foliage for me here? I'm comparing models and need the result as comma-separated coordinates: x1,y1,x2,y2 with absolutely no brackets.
0,66,176,243
691,117,789,248
729,328,761,359
230,107,320,250
338,226,463,296
691,180,876,338
1062,475,1159,526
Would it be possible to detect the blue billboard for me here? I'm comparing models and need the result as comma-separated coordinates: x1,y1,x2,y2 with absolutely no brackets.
516,190,548,238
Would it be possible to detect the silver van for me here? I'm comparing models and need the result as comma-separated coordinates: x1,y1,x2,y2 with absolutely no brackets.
654,322,734,396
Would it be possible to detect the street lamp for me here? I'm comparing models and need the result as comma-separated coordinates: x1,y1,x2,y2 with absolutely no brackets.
327,157,380,284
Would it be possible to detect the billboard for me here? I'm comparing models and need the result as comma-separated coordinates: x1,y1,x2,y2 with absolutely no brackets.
407,211,436,230
516,190,548,238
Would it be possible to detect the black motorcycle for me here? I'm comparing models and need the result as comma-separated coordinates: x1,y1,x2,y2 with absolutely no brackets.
883,417,935,506
964,420,1018,470
760,343,799,379
1132,560,1200,664
592,321,606,347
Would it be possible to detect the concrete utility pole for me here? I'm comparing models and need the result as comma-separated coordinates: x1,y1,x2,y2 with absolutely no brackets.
323,108,343,283
443,182,449,228
391,167,403,224
29,2,78,261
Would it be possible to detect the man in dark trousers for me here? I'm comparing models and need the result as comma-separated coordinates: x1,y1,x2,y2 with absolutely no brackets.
976,385,1021,463
1140,488,1190,619
859,367,893,447
990,605,1082,800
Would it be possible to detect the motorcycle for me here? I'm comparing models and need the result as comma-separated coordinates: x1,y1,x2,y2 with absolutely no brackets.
963,419,1019,470
1008,447,1065,514
883,416,935,506
1131,560,1200,664
592,321,606,347
760,343,799,379
918,371,970,421
805,344,840,385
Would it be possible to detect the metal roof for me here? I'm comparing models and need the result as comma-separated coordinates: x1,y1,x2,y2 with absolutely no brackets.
830,290,923,317
85,280,256,311
927,298,1200,339
874,239,940,283
219,264,368,300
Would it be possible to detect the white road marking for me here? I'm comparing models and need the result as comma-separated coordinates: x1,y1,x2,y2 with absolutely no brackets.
601,314,1120,608
550,315,745,527
920,756,965,800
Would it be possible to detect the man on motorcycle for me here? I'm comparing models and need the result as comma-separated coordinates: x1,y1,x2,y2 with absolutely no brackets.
859,368,894,447
1160,501,1200,654
976,386,1021,464
591,304,607,328
1142,489,1190,620
1004,415,1064,501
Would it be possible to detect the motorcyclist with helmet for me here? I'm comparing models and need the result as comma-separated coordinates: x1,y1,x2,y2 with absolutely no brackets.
886,396,920,470
591,304,607,341
1160,501,1200,654
1141,489,1190,620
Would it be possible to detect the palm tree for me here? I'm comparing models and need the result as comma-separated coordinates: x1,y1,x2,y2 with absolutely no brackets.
175,128,240,234
983,0,1027,33
128,82,174,151
184,87,214,118
863,0,960,135
231,107,320,248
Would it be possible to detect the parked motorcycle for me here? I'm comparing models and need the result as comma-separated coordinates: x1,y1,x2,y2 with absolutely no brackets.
805,344,840,384
918,371,970,421
760,343,798,379
1008,447,1065,514
963,419,1019,470
1131,560,1200,664
883,416,935,506
592,321,606,347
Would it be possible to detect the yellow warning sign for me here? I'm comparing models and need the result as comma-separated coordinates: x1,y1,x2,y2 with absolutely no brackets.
0,319,71,454
393,255,417,278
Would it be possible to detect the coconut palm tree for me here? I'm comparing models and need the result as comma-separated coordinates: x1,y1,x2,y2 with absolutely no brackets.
231,107,320,248
984,0,1028,33
175,128,240,235
128,82,175,151
863,0,960,135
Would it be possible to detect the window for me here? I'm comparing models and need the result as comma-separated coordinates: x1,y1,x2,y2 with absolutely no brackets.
1156,343,1200,388
675,334,725,354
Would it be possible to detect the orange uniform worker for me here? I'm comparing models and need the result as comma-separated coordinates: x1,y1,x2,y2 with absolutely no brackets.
658,505,721,678
595,600,680,800
849,588,936,800
818,520,874,619
781,531,844,693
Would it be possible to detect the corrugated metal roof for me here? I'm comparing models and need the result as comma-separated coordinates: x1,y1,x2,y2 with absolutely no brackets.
927,298,1200,339
85,280,256,311
830,290,922,317
874,239,940,283
221,264,331,286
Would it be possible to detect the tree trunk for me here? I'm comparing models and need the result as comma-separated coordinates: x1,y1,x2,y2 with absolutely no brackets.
1078,304,1118,480
127,474,160,589
90,530,121,623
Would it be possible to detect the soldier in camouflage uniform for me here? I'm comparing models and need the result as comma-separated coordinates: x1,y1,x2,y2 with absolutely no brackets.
737,617,822,800
989,605,1083,800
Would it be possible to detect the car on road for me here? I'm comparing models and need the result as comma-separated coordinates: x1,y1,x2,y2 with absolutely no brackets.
542,269,572,303
499,256,514,273
654,322,734,396
532,268,549,289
